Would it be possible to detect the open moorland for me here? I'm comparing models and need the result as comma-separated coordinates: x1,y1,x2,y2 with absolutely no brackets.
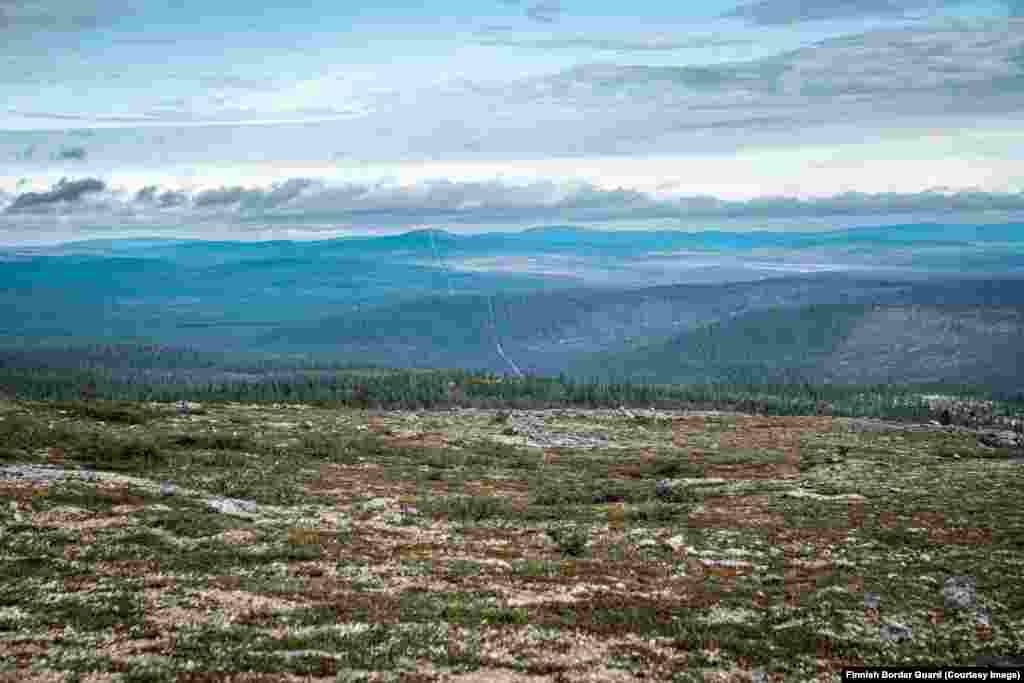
2,397,1022,682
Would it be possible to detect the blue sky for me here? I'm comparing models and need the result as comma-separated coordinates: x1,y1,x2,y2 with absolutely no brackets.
1,0,1022,243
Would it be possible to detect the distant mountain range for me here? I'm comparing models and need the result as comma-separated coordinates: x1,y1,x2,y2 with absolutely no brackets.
2,223,1023,390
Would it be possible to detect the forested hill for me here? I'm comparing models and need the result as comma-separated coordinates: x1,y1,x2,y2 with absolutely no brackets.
567,302,1024,393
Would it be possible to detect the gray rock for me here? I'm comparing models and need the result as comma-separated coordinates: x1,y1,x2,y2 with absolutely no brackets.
751,671,769,683
655,479,676,500
863,592,882,609
592,493,625,504
975,608,992,627
159,482,179,497
175,400,205,415
943,576,976,610
978,430,1021,449
880,621,913,643
206,496,259,517
0,464,69,483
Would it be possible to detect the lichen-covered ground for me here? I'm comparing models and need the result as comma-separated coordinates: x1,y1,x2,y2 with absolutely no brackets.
1,400,1022,682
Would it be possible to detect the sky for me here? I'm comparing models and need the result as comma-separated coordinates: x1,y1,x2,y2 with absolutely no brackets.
1,0,1023,244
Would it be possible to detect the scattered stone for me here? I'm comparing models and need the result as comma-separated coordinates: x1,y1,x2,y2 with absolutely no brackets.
505,414,612,449
206,496,259,517
655,477,728,500
592,493,625,504
654,479,675,500
0,464,71,483
943,576,976,610
785,488,866,502
880,621,913,643
700,558,753,571
280,650,336,660
863,592,882,610
978,430,1021,449
175,400,205,415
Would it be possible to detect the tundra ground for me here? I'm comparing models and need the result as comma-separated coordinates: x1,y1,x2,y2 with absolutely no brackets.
1,399,1022,682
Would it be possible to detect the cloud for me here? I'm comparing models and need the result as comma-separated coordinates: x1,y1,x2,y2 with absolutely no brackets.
3,176,1024,236
142,178,1024,223
135,185,158,202
192,178,315,210
423,18,1024,158
5,177,106,212
722,0,965,25
6,103,371,130
135,185,185,207
673,189,1024,217
475,35,754,52
525,0,561,23
268,182,1024,222
7,109,169,124
193,186,260,208
54,145,87,161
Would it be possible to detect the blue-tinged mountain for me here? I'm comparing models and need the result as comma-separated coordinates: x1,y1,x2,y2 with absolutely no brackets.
3,225,1024,385
259,274,1020,376
567,300,1024,392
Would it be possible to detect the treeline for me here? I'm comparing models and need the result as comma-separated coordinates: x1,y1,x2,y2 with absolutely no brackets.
3,351,1023,423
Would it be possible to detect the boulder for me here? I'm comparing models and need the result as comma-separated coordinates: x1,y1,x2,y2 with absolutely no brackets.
206,496,259,517
978,430,1021,449
880,621,913,643
942,576,976,610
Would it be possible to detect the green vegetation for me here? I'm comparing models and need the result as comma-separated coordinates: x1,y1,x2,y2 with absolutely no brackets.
571,301,1024,393
0,341,1021,424
1,395,1022,680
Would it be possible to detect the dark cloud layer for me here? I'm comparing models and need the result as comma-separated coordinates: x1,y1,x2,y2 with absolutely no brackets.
673,190,1024,217
192,178,315,210
4,176,1023,228
54,146,87,161
135,185,187,207
5,177,105,212
723,0,965,25
132,179,1024,223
